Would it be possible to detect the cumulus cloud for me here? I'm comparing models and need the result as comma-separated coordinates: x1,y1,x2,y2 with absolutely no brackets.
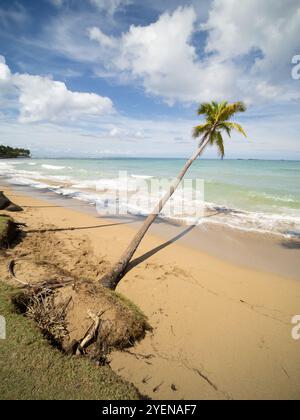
0,55,114,123
203,0,300,101
0,56,12,86
13,74,114,123
89,7,239,104
88,1,300,104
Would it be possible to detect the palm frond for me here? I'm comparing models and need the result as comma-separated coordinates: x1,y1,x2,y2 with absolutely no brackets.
192,123,211,138
216,132,225,158
192,101,247,158
226,122,247,137
218,122,232,138
218,101,247,121
208,129,218,146
197,103,213,117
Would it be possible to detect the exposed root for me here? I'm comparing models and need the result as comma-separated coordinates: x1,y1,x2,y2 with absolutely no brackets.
4,220,151,365
11,280,151,364
22,289,72,345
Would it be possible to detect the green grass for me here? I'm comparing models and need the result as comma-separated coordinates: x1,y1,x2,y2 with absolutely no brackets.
115,291,151,330
0,282,140,400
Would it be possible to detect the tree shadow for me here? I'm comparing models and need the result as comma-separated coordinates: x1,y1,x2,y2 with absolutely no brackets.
21,204,93,209
26,220,136,234
125,224,196,274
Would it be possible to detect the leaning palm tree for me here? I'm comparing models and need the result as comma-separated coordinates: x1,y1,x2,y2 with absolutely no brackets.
101,101,247,290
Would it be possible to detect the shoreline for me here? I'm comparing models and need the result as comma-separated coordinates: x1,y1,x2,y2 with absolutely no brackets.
1,158,300,242
1,183,300,399
2,179,300,281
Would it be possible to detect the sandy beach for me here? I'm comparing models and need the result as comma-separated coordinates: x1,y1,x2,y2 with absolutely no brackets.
1,183,300,400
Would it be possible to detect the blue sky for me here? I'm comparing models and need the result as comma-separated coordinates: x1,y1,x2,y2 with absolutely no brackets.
0,0,299,159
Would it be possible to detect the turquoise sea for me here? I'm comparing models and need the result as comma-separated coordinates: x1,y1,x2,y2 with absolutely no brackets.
1,158,299,237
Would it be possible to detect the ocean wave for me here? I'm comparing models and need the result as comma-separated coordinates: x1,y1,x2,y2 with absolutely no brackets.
8,177,57,190
1,164,299,238
131,174,154,179
41,164,67,170
248,191,296,204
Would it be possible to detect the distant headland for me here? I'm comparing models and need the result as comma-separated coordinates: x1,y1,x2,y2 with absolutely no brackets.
0,145,31,159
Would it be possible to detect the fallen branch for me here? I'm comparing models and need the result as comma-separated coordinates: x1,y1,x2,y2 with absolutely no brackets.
77,308,111,355
7,258,75,291
8,259,29,286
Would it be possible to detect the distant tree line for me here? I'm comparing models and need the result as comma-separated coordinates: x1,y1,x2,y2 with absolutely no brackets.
0,145,31,158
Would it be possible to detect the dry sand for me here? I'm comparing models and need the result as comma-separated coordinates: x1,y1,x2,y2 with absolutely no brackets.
1,184,300,400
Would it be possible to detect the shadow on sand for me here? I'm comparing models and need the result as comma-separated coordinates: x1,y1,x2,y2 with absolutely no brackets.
26,220,137,234
125,224,196,273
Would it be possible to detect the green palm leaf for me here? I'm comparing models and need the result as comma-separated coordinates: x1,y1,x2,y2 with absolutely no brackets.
218,102,247,122
226,122,247,137
193,101,247,157
216,132,225,158
192,123,211,138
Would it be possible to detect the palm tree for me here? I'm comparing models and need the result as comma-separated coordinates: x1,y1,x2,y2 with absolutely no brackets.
101,101,247,290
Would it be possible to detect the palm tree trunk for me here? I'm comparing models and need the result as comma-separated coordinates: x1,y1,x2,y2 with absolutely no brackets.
101,135,210,290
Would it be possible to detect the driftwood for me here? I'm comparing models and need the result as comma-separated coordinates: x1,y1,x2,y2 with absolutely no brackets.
0,191,23,212
77,310,101,354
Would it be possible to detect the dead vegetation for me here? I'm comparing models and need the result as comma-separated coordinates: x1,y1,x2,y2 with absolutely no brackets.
0,215,18,248
14,290,71,346
2,222,151,364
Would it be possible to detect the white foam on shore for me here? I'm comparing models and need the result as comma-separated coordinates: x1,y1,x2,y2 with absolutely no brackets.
1,162,299,238
131,174,154,179
41,164,67,170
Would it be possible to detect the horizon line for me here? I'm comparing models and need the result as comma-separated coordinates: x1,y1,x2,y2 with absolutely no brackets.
24,156,300,162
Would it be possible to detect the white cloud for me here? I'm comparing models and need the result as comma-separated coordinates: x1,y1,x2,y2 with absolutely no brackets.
89,0,131,15
0,55,114,123
0,56,12,86
0,3,28,26
88,27,116,48
1,107,300,159
109,127,122,137
203,0,300,102
108,126,145,140
88,2,300,105
48,0,65,7
13,74,114,123
89,7,239,104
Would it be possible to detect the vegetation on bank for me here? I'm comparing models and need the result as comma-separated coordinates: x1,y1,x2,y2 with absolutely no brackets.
0,145,30,159
0,216,9,244
0,282,140,400
0,216,17,248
